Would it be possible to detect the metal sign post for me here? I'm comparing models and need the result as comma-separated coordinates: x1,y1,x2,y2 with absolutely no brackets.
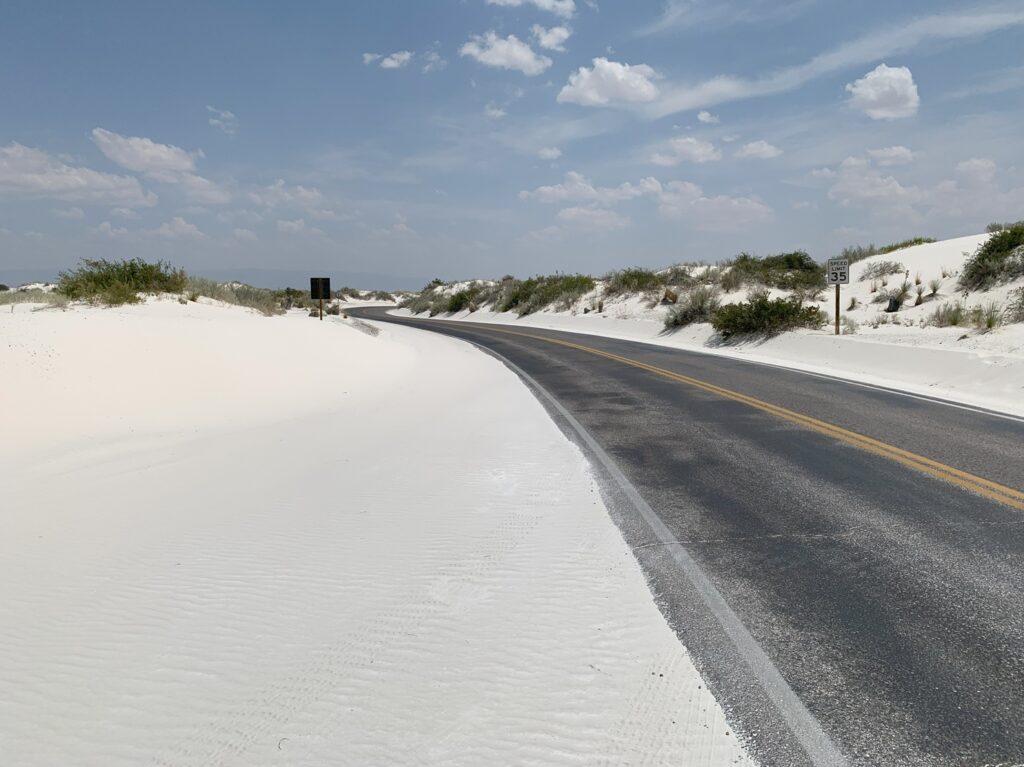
826,258,850,336
310,277,331,321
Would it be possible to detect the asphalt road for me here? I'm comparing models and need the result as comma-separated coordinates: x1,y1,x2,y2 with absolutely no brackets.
352,307,1024,767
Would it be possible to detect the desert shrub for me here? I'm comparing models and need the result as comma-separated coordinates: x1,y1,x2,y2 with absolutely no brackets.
840,244,878,264
928,302,967,327
915,285,925,306
1006,288,1024,323
877,237,935,255
58,258,187,305
711,294,826,338
0,288,68,308
847,296,860,311
860,261,905,281
365,290,395,301
928,278,941,296
325,302,342,316
0,284,8,292
725,251,824,292
604,267,664,296
959,222,1024,289
970,302,1003,331
719,267,743,292
841,316,858,335
663,265,698,288
663,286,721,328
498,274,595,316
185,277,285,316
987,220,1023,234
446,287,480,313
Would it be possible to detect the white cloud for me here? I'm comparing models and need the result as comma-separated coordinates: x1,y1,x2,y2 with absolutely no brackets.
91,128,196,174
52,207,85,219
643,7,1024,118
735,140,782,159
249,179,324,209
362,53,382,65
556,206,630,230
538,147,562,160
277,218,306,233
697,110,719,124
532,24,572,51
150,216,205,239
233,227,258,241
828,156,921,210
558,58,659,106
422,51,447,73
867,146,916,166
206,106,239,136
639,0,813,35
486,0,575,18
460,32,552,76
657,180,773,232
94,221,130,238
110,207,140,219
956,157,996,185
380,51,414,69
91,128,229,204
520,171,661,204
650,137,720,166
846,64,919,119
485,102,508,119
0,142,156,207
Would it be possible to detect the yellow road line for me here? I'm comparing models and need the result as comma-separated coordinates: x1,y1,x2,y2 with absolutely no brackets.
463,323,1024,512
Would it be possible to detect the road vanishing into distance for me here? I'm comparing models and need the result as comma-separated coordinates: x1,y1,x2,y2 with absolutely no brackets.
352,307,1024,767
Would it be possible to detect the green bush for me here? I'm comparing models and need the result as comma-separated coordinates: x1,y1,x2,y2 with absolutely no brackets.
1006,288,1024,323
711,294,826,338
726,251,824,291
860,260,905,281
664,286,721,328
186,277,285,316
959,223,1024,290
604,268,664,296
58,258,187,305
970,301,1003,331
877,237,935,254
840,244,879,264
0,283,8,292
497,274,596,316
928,302,967,327
662,265,698,289
446,288,480,313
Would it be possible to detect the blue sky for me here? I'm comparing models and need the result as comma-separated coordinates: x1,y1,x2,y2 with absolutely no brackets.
2,0,1023,288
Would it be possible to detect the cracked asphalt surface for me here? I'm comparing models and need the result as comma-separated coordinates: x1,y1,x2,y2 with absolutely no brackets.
353,308,1024,767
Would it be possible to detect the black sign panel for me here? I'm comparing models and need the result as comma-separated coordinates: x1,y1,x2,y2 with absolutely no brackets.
310,277,331,300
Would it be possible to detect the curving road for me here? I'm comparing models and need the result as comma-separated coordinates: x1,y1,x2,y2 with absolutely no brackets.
352,307,1024,767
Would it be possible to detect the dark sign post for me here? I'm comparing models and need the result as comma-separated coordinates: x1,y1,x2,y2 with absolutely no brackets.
310,277,331,321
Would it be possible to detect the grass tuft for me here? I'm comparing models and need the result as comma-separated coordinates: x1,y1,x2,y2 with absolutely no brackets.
58,258,187,305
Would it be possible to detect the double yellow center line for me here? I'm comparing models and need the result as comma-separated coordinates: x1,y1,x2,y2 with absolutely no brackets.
475,324,1024,513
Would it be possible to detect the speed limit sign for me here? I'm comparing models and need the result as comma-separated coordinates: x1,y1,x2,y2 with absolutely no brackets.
827,258,850,285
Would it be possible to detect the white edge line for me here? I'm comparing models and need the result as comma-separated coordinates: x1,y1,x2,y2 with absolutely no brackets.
448,332,851,767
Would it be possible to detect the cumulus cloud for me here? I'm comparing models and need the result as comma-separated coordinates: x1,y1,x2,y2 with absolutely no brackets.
150,217,205,239
206,106,239,136
485,103,508,119
650,137,720,166
697,110,719,124
867,145,916,166
956,157,997,185
233,227,258,241
0,142,156,207
846,64,919,119
380,51,414,69
276,218,323,235
531,24,572,51
538,147,563,160
249,179,324,209
828,156,922,210
362,53,382,65
91,128,229,204
460,32,552,76
558,58,659,106
422,50,447,73
556,206,630,230
52,207,85,219
735,140,782,159
487,0,575,18
657,181,773,231
519,171,661,205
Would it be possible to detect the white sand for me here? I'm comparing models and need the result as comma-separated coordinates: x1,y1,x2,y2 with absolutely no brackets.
0,299,752,766
401,234,1024,416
